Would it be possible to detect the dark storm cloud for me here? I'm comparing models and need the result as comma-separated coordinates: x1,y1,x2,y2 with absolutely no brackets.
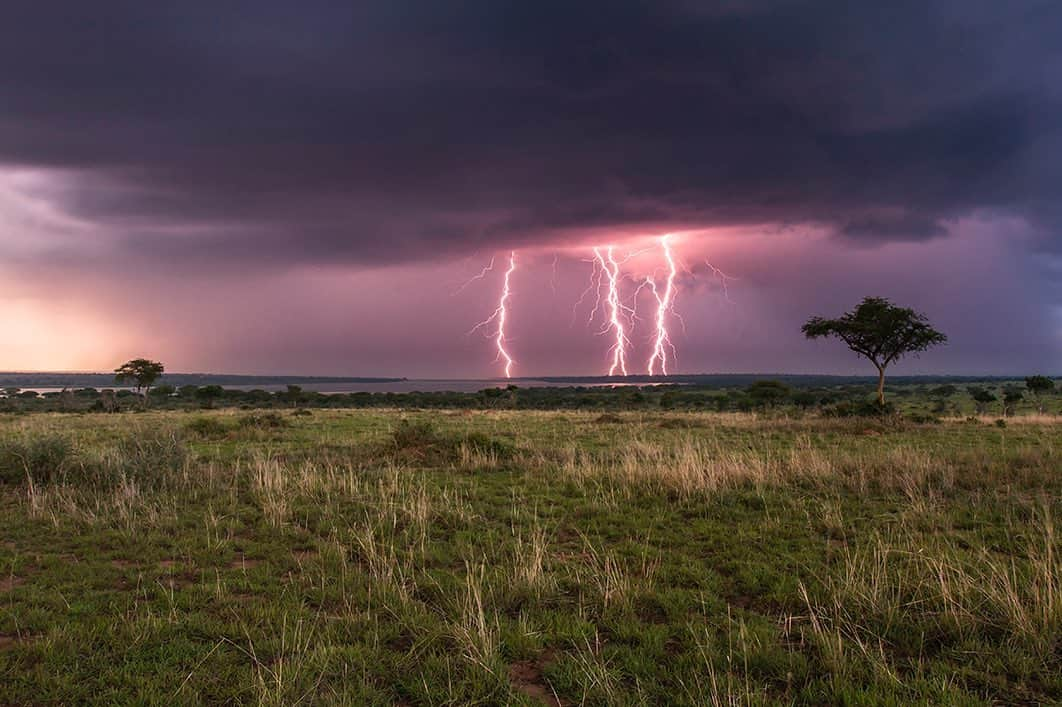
2,0,1060,265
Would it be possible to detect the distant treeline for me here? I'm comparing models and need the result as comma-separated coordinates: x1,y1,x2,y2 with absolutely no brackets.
1,379,1058,419
527,374,1040,387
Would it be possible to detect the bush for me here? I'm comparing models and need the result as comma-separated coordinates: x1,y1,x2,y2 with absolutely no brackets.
459,431,515,461
112,428,188,489
185,416,230,438
0,434,77,485
388,419,514,466
391,419,438,450
820,400,896,418
238,412,289,429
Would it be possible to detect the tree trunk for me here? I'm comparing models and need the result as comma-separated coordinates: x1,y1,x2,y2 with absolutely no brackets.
876,366,885,407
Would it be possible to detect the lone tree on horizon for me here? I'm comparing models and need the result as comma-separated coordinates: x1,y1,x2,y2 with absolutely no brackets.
114,358,165,401
802,297,946,406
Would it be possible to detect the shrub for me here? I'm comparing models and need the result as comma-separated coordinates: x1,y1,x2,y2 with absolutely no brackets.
387,419,514,467
185,416,230,438
459,431,515,461
820,400,896,418
391,419,439,450
0,434,78,485
238,412,289,429
112,428,188,489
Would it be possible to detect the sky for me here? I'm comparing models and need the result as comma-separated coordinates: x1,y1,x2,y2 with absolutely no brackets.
1,1,1060,377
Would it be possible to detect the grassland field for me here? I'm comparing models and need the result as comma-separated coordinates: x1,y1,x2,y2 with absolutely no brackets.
0,407,1059,705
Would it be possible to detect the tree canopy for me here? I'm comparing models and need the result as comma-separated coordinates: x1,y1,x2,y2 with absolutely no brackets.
803,297,946,405
114,359,165,398
1024,375,1055,413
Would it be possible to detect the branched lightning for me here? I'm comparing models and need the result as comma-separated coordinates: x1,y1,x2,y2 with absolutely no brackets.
468,251,517,377
570,255,602,327
460,237,730,379
703,259,736,302
453,256,495,294
593,246,631,376
647,235,679,375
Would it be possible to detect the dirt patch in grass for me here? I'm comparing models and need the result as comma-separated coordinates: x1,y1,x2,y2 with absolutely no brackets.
158,571,198,589
0,634,18,650
509,650,566,706
158,559,179,569
0,575,25,593
726,594,753,610
110,559,138,569
387,633,414,653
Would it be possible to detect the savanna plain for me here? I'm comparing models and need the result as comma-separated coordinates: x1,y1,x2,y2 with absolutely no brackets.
1,407,1058,705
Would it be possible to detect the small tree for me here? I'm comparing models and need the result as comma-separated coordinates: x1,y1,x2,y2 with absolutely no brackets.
100,389,119,413
1024,375,1055,414
282,384,303,408
114,359,165,401
967,386,997,415
195,385,224,409
929,384,957,414
150,384,176,398
802,297,946,406
746,380,791,409
1002,386,1024,418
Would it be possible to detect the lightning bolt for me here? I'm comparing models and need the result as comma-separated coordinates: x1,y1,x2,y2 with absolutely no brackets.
468,251,517,377
647,235,679,375
453,256,495,295
703,259,736,303
593,246,631,376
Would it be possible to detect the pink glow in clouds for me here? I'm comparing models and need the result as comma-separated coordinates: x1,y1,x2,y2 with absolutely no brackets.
0,165,1058,378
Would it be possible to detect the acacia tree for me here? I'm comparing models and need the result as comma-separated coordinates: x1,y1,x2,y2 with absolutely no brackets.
1025,375,1055,414
1002,386,1024,418
802,297,946,406
968,386,997,415
114,359,165,402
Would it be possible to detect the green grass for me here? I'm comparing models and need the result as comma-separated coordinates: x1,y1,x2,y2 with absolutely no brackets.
1,409,1059,704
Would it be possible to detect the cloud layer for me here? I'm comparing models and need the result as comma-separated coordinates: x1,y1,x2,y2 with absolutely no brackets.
0,1,1059,374
2,1,1060,267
